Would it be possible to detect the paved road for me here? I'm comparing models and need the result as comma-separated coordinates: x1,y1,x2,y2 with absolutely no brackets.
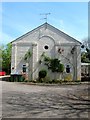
1,80,89,118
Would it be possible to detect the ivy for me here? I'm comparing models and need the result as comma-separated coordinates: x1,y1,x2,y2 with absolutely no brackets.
24,49,32,61
43,55,64,73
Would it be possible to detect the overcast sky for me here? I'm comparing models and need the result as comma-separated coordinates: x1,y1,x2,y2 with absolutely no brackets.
1,2,88,45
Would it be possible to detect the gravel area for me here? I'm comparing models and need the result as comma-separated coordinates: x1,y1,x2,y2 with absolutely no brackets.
1,81,90,118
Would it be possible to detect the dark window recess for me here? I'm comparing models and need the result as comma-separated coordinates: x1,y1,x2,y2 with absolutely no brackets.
22,65,26,72
66,65,70,73
44,45,49,50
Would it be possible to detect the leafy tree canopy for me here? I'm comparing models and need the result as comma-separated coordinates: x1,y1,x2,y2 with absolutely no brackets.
81,38,90,63
0,43,12,74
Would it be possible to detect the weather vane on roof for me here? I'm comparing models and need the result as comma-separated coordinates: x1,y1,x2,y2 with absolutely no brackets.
40,13,51,23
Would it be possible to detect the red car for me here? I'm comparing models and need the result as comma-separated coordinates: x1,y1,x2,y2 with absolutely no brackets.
0,71,6,76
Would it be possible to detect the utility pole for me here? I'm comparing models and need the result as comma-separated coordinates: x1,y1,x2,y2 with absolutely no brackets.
40,13,51,23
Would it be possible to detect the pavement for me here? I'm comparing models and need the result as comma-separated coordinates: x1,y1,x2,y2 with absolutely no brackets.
0,75,10,82
0,76,89,119
0,75,10,78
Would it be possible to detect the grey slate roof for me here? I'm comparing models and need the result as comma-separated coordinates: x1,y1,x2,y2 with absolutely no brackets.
11,22,81,44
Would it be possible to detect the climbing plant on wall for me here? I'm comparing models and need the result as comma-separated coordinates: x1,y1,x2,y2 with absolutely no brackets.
43,55,64,73
24,49,32,61
24,49,32,80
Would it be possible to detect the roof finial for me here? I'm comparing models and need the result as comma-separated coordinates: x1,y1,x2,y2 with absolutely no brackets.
40,13,51,23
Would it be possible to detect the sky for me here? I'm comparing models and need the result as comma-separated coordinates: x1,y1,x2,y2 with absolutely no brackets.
1,2,88,45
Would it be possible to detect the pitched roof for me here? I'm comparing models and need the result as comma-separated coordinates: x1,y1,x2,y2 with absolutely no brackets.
11,22,81,44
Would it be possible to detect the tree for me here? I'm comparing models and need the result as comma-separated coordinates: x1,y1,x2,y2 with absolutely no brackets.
0,46,4,70
1,43,12,74
81,38,90,63
86,48,90,60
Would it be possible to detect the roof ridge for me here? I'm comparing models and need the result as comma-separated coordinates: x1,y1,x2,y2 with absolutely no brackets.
11,22,81,44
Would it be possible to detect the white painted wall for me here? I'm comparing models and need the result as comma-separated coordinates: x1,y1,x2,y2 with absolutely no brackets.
11,23,81,80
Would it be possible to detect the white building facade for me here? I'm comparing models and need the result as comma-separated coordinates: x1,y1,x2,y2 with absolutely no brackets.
11,23,81,81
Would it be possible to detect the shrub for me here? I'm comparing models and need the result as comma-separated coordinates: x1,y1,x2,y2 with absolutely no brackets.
52,79,60,84
39,69,47,80
49,80,53,84
42,76,51,83
52,79,56,83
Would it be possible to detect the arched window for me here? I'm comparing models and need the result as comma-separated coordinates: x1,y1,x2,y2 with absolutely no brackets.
22,65,26,72
66,65,70,73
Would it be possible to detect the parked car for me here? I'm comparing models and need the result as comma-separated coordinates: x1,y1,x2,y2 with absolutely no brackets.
0,71,6,76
